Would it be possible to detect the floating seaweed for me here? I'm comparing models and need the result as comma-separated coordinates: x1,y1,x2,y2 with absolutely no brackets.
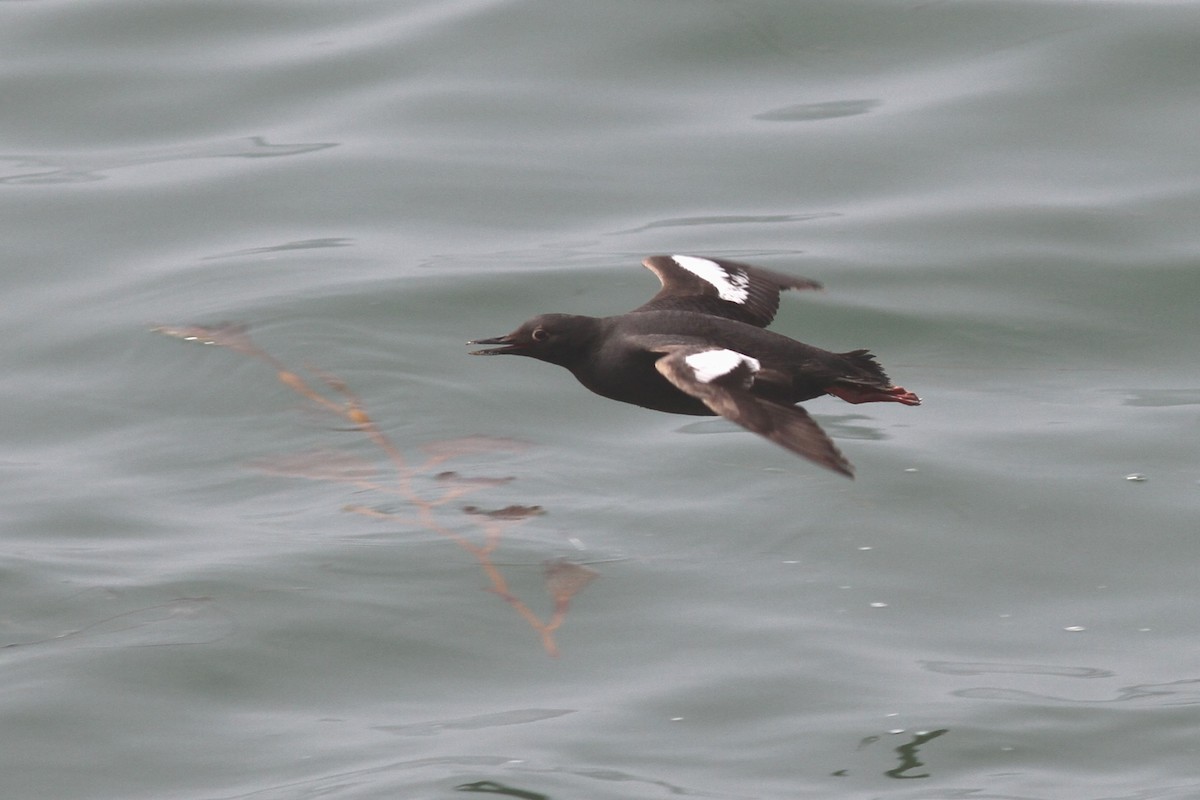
154,322,595,657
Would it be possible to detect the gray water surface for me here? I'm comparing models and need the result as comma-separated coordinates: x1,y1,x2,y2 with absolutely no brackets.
2,1,1199,798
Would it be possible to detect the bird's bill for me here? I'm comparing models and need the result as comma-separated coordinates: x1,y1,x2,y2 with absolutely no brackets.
467,334,520,355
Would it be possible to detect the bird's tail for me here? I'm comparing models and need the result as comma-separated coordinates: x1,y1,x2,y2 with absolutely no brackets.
839,348,892,387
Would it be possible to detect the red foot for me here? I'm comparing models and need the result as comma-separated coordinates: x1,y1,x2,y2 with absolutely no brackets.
827,384,921,406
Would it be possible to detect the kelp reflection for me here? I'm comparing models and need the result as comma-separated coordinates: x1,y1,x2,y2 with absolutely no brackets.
155,323,595,657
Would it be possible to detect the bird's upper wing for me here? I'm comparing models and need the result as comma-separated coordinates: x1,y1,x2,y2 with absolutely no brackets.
634,338,852,478
632,255,822,328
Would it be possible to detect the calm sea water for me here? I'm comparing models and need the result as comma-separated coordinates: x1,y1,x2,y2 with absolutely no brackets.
3,1,1198,798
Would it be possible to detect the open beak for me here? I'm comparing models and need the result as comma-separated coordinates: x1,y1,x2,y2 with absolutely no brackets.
467,334,520,356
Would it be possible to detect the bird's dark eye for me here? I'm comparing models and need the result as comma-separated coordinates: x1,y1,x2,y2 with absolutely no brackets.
531,328,549,342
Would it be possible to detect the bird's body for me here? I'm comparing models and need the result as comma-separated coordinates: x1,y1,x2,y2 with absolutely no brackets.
531,310,886,415
469,255,920,477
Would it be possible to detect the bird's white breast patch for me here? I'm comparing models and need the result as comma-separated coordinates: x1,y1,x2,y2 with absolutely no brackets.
684,349,760,384
670,255,750,304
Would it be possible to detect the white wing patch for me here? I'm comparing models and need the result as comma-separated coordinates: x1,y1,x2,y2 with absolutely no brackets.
670,255,750,304
684,349,760,384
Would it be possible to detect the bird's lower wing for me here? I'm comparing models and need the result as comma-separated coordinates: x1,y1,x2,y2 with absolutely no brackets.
650,344,854,478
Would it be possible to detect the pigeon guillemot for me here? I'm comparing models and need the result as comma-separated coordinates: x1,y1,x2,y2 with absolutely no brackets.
468,255,920,477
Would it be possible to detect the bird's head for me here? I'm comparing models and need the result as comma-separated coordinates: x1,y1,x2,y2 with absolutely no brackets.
468,314,598,367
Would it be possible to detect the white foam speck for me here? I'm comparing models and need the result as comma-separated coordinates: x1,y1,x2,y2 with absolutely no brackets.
670,255,750,303
684,349,759,384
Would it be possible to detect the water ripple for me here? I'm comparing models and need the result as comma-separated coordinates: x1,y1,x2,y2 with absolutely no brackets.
0,135,335,185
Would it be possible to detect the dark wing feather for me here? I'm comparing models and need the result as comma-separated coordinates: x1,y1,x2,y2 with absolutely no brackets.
633,255,822,328
650,344,853,478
